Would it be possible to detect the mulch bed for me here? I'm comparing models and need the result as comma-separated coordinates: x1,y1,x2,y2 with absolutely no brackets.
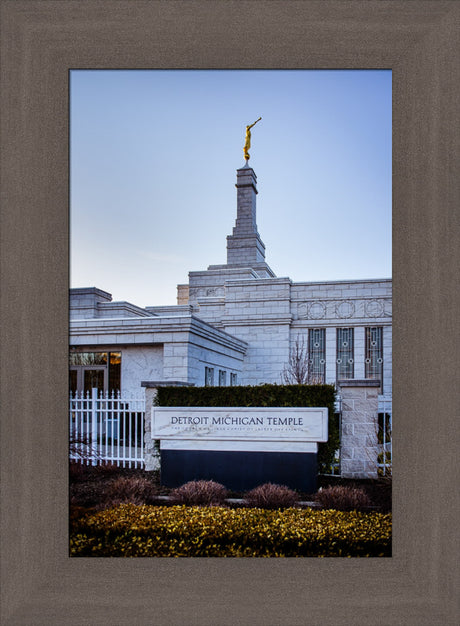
70,462,392,518
317,475,392,513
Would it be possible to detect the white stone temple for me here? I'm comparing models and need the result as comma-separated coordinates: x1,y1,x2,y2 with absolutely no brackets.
70,162,391,396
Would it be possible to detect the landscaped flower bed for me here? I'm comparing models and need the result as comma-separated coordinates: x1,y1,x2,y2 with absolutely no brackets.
70,465,392,512
70,504,392,557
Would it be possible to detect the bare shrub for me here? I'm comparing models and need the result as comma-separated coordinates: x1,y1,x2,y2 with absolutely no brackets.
69,434,100,464
70,484,102,509
244,483,298,509
94,461,119,476
99,476,160,509
170,480,228,506
315,485,371,511
69,459,119,484
69,460,89,482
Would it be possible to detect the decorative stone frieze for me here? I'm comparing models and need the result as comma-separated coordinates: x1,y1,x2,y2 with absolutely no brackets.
297,298,391,320
364,299,384,317
336,300,355,318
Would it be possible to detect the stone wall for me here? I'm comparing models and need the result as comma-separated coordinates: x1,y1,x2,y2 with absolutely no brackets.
121,346,163,392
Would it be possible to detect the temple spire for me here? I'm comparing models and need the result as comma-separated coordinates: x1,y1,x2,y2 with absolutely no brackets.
225,164,275,278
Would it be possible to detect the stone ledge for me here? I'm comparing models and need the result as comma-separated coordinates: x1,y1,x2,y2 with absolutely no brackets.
70,286,112,300
338,379,381,387
141,381,194,388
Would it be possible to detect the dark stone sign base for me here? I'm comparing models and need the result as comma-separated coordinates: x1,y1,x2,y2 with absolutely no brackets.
160,450,318,493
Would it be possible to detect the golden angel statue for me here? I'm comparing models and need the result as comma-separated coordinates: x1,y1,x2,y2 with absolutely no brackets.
243,117,262,161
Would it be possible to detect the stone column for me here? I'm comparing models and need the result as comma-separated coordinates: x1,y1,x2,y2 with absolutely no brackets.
382,325,392,395
338,379,380,479
353,326,365,380
325,327,336,384
141,381,194,471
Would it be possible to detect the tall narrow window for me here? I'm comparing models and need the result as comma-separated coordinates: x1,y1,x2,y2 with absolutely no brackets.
308,328,325,383
230,373,238,386
69,369,78,395
218,370,227,386
205,367,214,387
108,352,121,393
365,327,383,381
336,328,354,379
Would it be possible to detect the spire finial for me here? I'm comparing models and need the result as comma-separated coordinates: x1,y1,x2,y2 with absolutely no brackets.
243,117,262,162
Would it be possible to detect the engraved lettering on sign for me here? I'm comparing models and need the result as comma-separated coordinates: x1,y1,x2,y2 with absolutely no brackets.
152,407,328,442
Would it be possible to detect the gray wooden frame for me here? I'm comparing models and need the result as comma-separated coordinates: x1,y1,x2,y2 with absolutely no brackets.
1,1,459,624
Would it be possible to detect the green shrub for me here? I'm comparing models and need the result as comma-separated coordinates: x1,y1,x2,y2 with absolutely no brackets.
170,480,228,506
244,483,298,509
156,383,339,471
70,504,391,557
315,485,371,511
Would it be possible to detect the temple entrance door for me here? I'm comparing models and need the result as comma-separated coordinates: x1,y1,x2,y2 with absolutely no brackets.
69,365,108,395
82,367,107,394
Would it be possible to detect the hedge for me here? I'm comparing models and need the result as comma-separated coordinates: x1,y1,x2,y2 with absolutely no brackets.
70,504,392,557
156,383,339,472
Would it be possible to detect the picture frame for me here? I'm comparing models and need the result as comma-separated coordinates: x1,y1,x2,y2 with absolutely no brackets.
1,1,458,623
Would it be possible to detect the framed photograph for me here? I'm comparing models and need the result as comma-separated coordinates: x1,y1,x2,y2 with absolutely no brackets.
68,67,392,500
1,1,458,624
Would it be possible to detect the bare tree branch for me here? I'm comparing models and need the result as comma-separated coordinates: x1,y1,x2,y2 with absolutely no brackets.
281,335,325,385
281,335,308,384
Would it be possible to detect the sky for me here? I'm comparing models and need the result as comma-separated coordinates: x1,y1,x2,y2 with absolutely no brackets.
70,70,391,308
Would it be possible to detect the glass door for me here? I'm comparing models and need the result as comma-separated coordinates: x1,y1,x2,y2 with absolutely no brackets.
69,368,78,395
82,367,107,394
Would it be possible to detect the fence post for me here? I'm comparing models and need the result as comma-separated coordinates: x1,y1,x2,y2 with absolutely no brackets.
91,387,98,465
141,380,194,472
142,385,160,471
337,379,380,479
378,395,392,476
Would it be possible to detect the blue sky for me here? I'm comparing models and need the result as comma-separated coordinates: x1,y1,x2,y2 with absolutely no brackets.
70,70,391,307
